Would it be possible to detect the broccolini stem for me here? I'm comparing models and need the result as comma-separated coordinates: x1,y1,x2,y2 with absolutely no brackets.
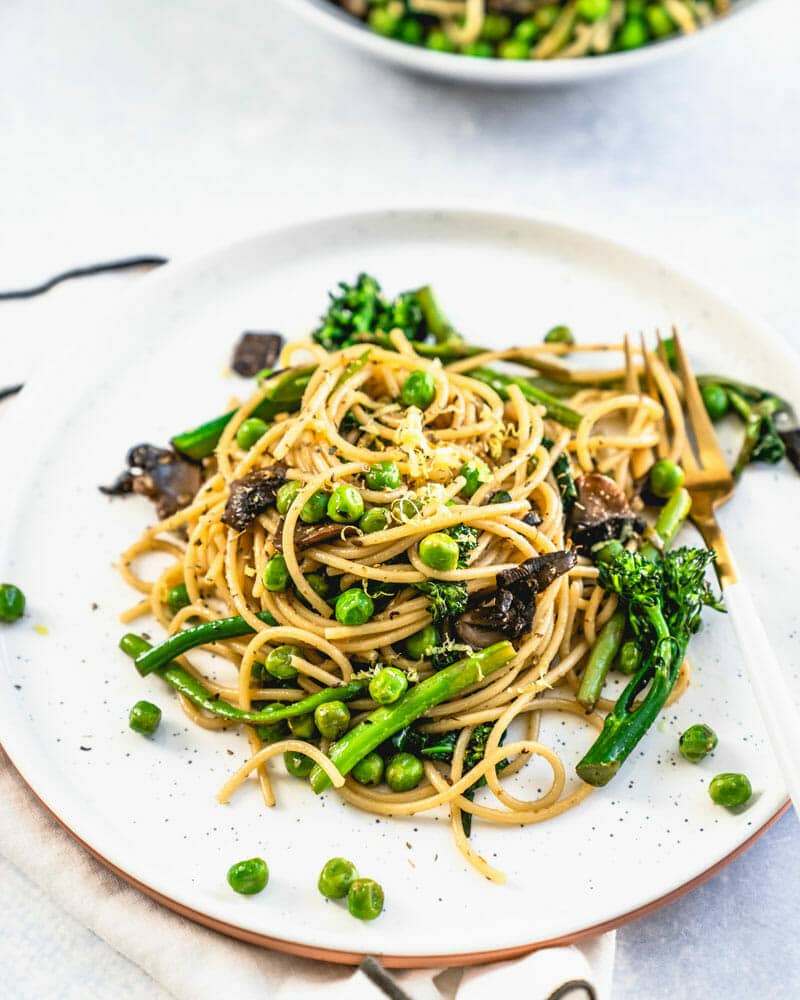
576,615,678,787
416,285,461,344
132,611,278,677
119,633,367,724
308,641,516,793
576,610,626,712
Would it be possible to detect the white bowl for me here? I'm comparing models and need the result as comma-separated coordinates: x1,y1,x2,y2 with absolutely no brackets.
282,0,764,86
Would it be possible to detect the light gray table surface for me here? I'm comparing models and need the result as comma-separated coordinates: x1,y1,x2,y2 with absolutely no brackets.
1,1,798,997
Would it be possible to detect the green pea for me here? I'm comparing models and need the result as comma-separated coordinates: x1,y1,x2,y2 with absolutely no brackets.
166,583,190,616
401,370,436,409
276,480,302,516
594,539,625,566
314,700,351,740
300,490,329,524
226,857,269,895
544,324,575,346
288,714,316,739
368,6,399,36
369,667,408,705
426,29,456,52
352,752,385,786
535,4,560,29
498,38,529,59
617,16,649,49
459,459,490,498
347,878,384,921
327,484,365,524
359,507,391,534
513,18,540,43
489,489,512,504
617,639,641,675
284,750,315,777
479,12,511,40
335,588,375,626
365,460,401,491
650,459,685,498
255,720,288,744
318,857,358,900
645,3,674,37
679,724,718,763
702,384,729,422
578,0,611,20
405,625,439,660
307,572,330,599
397,17,423,44
235,417,269,451
419,532,460,572
462,40,494,57
627,0,646,12
128,700,161,735
0,583,25,623
391,496,420,522
263,554,290,592
385,752,424,792
265,644,300,680
709,772,752,808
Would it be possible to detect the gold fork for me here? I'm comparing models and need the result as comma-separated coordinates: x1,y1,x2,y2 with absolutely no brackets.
662,330,799,805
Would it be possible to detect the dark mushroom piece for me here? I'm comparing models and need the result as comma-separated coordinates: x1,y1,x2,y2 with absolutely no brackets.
231,332,284,377
100,444,203,519
221,466,287,532
779,429,800,475
456,550,577,648
272,519,345,553
569,473,645,554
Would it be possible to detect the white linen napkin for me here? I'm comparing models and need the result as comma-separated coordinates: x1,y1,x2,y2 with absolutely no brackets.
0,749,614,1000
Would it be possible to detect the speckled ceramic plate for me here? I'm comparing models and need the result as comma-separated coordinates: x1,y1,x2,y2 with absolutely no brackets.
283,0,769,87
0,209,796,966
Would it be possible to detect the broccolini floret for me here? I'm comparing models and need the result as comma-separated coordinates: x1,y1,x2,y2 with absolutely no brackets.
576,545,723,787
412,580,468,623
312,273,427,351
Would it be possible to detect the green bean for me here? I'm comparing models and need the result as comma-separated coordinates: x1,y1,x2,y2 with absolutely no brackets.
309,642,515,793
119,633,366,724
467,367,583,430
171,367,315,461
129,611,278,676
641,487,692,562
577,610,626,711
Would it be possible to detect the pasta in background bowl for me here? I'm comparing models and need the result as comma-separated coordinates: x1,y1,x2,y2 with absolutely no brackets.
284,0,765,84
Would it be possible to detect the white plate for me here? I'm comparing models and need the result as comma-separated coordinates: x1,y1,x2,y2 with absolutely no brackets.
283,0,766,87
0,209,797,966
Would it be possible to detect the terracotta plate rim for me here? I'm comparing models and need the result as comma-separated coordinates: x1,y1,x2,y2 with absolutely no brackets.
2,745,790,968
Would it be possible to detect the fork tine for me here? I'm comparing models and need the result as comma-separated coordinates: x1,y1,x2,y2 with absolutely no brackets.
639,333,669,459
623,334,638,396
671,328,729,474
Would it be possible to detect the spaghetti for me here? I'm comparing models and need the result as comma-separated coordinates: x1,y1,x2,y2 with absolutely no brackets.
117,317,691,882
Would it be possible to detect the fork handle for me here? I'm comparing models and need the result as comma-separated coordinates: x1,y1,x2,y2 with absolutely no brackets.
724,581,800,808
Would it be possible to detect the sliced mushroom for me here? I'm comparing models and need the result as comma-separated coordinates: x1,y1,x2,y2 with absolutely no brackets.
459,549,577,643
495,550,577,592
570,473,645,553
272,519,344,553
100,444,202,519
231,332,284,377
221,466,287,532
